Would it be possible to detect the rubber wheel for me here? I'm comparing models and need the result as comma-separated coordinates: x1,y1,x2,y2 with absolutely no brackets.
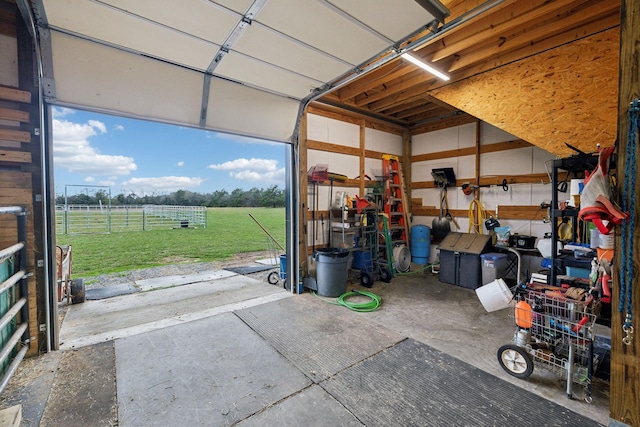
70,278,85,304
360,271,373,288
379,267,392,283
267,271,279,285
497,344,534,379
283,279,290,291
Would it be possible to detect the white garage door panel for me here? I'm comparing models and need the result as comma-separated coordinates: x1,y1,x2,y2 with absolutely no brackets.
51,33,202,126
43,0,218,71
215,52,321,99
212,0,255,15
256,0,388,65
327,0,436,41
206,79,299,142
234,25,351,83
100,0,240,45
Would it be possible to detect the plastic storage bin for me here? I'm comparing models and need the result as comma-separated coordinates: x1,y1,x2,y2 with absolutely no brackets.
439,232,492,289
480,252,508,286
566,266,590,279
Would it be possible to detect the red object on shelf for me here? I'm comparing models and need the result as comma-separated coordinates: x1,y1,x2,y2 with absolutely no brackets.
308,164,328,182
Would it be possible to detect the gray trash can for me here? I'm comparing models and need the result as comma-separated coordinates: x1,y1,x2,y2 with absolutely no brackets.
313,248,349,297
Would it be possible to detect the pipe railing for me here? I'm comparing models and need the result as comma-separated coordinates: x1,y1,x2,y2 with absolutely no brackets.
0,206,30,395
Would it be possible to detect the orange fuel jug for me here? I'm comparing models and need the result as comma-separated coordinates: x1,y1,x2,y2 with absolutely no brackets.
515,297,534,329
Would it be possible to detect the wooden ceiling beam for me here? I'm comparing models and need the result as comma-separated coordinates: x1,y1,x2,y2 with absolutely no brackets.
431,0,583,62
354,68,438,107
392,103,447,120
449,1,620,72
381,97,433,116
403,106,457,123
441,0,490,22
336,59,411,102
353,68,424,106
368,83,444,112
438,11,619,83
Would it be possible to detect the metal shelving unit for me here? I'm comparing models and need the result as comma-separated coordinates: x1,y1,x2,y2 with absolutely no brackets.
549,154,599,286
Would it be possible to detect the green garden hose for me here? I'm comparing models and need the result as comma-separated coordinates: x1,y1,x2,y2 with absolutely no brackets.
313,290,382,312
395,262,439,275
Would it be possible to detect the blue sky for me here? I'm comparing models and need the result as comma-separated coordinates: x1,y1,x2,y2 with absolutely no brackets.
52,107,287,198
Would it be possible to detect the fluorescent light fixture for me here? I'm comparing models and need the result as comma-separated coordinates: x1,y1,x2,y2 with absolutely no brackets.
401,53,450,81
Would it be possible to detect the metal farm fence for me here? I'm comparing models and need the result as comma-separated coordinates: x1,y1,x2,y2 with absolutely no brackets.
55,205,207,234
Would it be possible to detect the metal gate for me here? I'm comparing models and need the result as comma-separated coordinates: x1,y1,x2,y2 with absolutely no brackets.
0,206,30,395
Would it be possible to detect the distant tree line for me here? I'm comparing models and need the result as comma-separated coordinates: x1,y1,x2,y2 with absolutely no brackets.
55,185,286,208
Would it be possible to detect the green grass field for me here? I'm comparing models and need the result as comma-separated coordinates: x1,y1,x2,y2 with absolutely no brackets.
55,207,285,277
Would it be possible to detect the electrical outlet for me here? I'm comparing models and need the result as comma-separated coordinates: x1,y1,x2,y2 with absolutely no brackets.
37,259,44,268
39,324,46,332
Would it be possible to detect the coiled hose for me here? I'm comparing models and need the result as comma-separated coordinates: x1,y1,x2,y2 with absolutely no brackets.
314,289,382,312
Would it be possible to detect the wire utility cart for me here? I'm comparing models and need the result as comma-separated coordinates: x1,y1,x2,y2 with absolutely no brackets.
352,207,392,287
497,288,600,402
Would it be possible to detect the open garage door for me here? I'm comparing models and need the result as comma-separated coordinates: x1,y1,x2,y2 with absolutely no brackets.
19,0,448,348
31,0,447,142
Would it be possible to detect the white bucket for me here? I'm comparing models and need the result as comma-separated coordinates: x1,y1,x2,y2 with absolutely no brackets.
475,278,513,312
599,232,614,249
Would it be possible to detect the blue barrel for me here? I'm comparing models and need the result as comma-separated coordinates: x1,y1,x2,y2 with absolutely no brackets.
352,251,373,271
279,254,287,279
411,225,431,264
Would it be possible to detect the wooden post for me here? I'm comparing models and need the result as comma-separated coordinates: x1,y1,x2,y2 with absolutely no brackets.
299,114,309,275
475,119,481,188
360,119,366,196
402,129,411,194
611,0,640,425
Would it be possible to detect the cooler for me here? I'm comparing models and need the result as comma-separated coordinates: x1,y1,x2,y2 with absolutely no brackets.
438,232,492,289
480,252,509,285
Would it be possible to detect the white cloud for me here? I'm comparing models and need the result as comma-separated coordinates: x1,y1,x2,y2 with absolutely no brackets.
114,125,124,131
177,161,184,167
84,176,95,183
87,120,107,133
53,118,137,176
230,168,285,183
208,158,277,171
208,158,284,184
121,176,205,193
51,107,75,118
99,179,116,186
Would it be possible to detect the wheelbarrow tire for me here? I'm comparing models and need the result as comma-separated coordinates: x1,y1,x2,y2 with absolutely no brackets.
70,278,85,304
267,271,279,285
497,344,533,379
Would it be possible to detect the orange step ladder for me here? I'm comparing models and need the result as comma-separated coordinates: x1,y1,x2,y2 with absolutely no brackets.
381,154,410,249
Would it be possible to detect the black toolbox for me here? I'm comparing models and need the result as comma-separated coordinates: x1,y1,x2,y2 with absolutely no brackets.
438,232,492,289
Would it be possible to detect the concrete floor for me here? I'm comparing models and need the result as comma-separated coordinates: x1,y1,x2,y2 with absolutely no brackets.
1,265,610,426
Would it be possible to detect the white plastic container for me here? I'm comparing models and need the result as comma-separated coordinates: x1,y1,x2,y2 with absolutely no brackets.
599,232,614,249
536,238,562,259
475,278,513,312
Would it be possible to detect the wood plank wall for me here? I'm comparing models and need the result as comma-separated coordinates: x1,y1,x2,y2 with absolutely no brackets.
0,86,39,356
610,0,640,424
1,6,44,356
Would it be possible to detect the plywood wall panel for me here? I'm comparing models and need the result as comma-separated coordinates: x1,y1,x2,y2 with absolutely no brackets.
430,29,619,157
